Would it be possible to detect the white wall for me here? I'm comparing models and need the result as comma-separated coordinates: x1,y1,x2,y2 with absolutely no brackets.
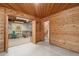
8,21,32,34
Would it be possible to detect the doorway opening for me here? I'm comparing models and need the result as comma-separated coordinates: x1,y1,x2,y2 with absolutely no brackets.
8,16,32,47
44,21,49,43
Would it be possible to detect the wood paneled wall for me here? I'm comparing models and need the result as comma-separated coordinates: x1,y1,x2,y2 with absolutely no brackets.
42,6,79,52
5,8,39,20
0,5,79,53
32,20,44,43
0,8,5,52
0,7,39,52
36,20,44,42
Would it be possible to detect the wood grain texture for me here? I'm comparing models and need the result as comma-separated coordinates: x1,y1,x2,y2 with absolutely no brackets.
33,20,44,43
0,3,79,18
31,20,44,43
36,21,44,42
42,6,79,52
0,8,5,52
0,4,79,53
32,21,36,43
5,8,39,21
0,7,39,52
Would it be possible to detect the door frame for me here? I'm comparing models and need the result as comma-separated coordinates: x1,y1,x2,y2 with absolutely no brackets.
4,15,8,52
4,15,36,52
43,20,50,43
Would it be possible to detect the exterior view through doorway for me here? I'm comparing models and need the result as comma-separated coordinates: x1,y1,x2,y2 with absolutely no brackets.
8,16,32,47
44,21,49,43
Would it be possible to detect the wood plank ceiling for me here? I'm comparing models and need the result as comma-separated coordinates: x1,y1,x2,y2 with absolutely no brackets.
0,3,79,18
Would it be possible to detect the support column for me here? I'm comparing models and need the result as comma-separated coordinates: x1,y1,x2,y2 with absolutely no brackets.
32,20,44,43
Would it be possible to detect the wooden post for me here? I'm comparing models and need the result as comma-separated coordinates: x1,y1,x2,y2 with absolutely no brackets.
32,20,44,43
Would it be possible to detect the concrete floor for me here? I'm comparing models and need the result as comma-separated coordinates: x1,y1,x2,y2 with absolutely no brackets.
9,37,31,47
0,41,79,56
